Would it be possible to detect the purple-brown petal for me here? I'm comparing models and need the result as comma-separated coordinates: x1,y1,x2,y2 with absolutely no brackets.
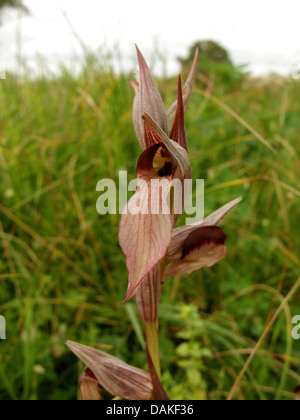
182,226,227,259
80,368,104,401
67,341,153,400
169,75,188,152
119,178,173,302
133,46,168,150
164,226,228,279
167,197,242,260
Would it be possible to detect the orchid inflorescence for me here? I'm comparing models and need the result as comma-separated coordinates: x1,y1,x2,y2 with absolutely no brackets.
67,45,241,400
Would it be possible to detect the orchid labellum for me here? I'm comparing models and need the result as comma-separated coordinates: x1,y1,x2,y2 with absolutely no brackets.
67,45,241,400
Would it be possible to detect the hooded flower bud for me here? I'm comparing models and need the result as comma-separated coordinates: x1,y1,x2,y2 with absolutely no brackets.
67,341,153,400
132,46,168,150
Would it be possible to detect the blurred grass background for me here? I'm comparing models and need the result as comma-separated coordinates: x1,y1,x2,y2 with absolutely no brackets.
0,44,299,400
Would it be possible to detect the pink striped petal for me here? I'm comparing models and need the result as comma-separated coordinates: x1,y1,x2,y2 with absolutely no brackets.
67,341,152,400
135,262,163,323
119,179,173,302
79,368,104,400
132,46,168,150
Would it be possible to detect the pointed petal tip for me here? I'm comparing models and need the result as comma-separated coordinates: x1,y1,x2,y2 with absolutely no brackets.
66,340,87,360
135,45,147,66
121,290,132,304
132,45,168,149
66,340,84,355
66,340,74,349
169,75,188,150
122,270,149,303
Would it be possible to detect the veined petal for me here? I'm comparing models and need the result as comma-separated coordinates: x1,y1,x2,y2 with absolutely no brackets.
167,48,199,126
164,226,227,278
67,341,152,400
133,46,168,150
167,197,242,260
199,196,243,226
80,368,104,401
143,113,190,179
119,179,173,302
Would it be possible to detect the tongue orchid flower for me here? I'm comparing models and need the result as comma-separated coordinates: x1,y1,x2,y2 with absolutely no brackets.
119,48,197,304
119,47,241,306
67,46,242,400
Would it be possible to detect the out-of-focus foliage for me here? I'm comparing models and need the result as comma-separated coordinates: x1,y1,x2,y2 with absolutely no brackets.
0,46,299,400
178,40,248,92
179,40,232,66
0,0,27,12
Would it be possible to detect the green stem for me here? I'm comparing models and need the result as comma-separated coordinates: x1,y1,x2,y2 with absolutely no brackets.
145,322,161,379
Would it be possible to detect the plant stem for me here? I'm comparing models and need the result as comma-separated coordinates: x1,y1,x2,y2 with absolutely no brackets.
145,322,161,379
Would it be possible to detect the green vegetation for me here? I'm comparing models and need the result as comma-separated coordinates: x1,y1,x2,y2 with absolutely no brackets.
0,0,27,13
178,40,247,92
0,50,299,400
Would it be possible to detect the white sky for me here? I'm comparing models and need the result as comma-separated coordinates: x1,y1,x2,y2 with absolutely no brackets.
1,0,300,77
